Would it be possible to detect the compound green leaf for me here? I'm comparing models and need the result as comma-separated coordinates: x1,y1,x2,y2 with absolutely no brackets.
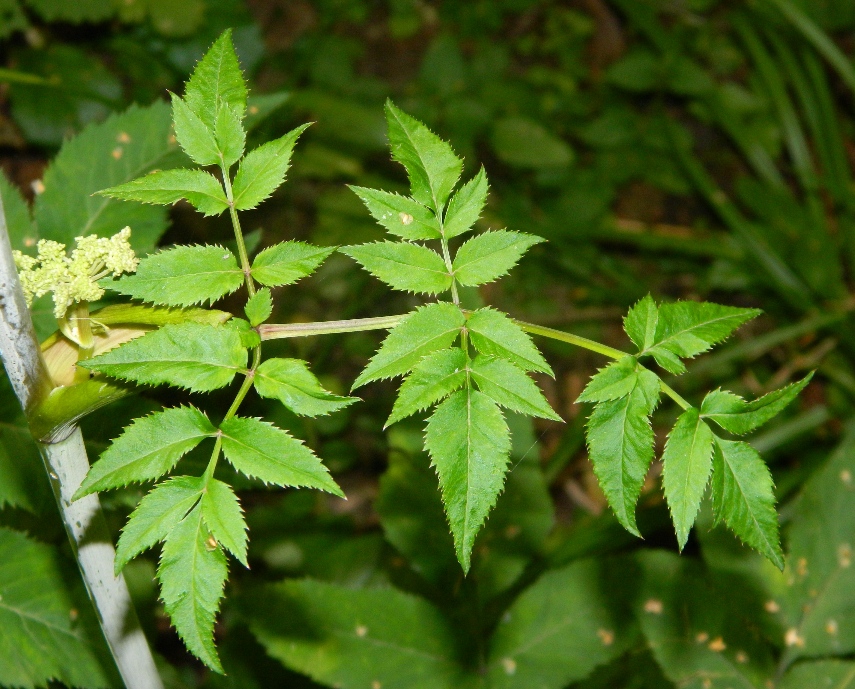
452,230,543,287
201,478,248,567
624,294,658,351
108,244,243,307
98,169,229,216
341,241,451,294
349,186,441,240
442,167,488,239
385,100,462,212
171,93,219,166
114,475,204,574
215,102,245,168
646,301,761,372
701,374,812,435
661,409,714,550
82,322,247,392
586,368,660,535
711,438,783,569
75,406,215,498
250,240,334,287
184,29,247,129
254,358,357,417
219,416,343,496
0,527,113,689
244,287,272,326
386,348,467,427
486,558,635,688
353,302,465,388
467,307,553,375
577,355,639,403
232,124,310,210
470,355,561,421
425,386,511,572
244,579,465,689
158,503,228,673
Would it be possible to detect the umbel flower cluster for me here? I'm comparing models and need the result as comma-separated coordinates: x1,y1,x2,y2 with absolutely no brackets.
13,227,138,318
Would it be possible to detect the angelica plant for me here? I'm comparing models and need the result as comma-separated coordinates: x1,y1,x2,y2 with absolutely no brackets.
15,30,808,671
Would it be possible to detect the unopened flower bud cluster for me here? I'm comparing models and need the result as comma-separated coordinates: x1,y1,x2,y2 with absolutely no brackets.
13,227,139,318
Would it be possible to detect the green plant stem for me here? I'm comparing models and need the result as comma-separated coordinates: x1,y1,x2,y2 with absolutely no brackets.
221,164,255,297
260,314,693,409
207,167,263,483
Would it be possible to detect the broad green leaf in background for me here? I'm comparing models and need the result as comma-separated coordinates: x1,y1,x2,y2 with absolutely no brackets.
35,101,177,253
22,0,113,23
644,302,761,374
0,172,36,250
452,230,543,286
467,307,553,375
577,356,639,403
74,405,215,497
82,322,247,392
491,116,575,169
244,287,272,326
158,503,228,672
98,169,229,216
635,550,777,688
171,93,219,166
214,102,245,168
340,241,452,294
624,294,659,351
386,348,467,427
486,558,635,688
442,168,488,239
711,438,783,569
586,367,660,535
231,124,311,210
349,186,441,240
114,475,204,573
184,29,247,129
254,358,357,417
470,355,561,421
779,661,855,688
0,528,113,689
701,374,812,435
777,425,855,664
244,579,466,689
661,409,714,549
385,100,462,212
201,478,248,567
108,245,244,306
353,302,465,388
249,240,334,287
219,416,343,496
425,386,511,571
376,428,458,584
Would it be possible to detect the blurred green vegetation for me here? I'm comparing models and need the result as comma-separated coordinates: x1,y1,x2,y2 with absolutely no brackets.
3,0,855,687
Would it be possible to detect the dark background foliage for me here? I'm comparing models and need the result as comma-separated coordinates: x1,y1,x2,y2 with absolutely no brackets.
2,0,855,687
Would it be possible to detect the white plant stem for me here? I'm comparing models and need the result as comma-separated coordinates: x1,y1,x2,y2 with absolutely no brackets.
0,195,163,689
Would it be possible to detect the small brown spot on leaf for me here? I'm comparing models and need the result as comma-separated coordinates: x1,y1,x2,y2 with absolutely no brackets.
112,147,124,160
117,131,131,143
597,629,614,646
644,599,663,614
797,557,808,577
841,469,852,485
838,544,851,568
249,105,259,115
501,658,516,675
785,628,805,647
399,212,414,225
764,600,780,614
826,619,838,635
736,651,748,664
708,637,726,652
31,180,45,195
356,625,368,637
695,632,709,643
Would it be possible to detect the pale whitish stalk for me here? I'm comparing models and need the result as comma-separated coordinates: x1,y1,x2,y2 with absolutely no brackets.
0,196,163,689
259,314,693,410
